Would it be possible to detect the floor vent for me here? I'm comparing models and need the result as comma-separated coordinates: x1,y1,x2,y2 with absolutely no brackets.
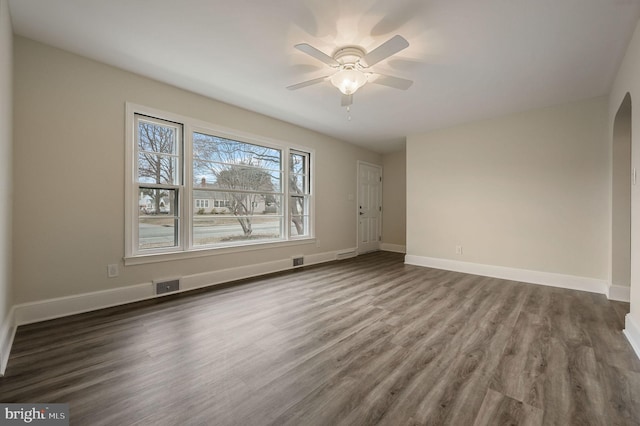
154,278,181,295
293,257,304,267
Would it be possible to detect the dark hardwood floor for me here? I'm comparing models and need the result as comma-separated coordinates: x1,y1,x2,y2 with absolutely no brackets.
1,251,639,425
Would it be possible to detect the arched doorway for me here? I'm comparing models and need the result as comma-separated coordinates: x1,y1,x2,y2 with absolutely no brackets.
612,93,632,302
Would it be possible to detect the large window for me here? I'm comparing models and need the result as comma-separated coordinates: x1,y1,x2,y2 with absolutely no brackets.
126,105,314,260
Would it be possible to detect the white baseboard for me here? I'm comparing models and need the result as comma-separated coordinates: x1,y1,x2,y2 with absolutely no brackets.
607,284,631,302
404,255,608,295
13,282,155,326
180,249,345,292
380,243,406,253
623,314,640,360
12,248,354,327
0,306,16,376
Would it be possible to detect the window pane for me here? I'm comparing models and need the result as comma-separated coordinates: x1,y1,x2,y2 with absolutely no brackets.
192,192,282,246
193,215,283,246
193,192,281,215
138,119,178,155
290,195,306,216
289,173,307,194
136,116,181,187
290,152,307,174
290,192,309,237
139,217,178,250
139,188,177,215
290,216,309,236
137,153,177,184
193,132,281,171
212,164,279,192
193,132,283,197
191,132,287,247
193,171,218,188
194,169,281,193
138,188,178,250
289,151,309,196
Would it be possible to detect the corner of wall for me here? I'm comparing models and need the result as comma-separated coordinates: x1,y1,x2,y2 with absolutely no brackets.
607,283,631,302
0,306,15,375
0,0,14,377
624,313,640,359
380,243,406,253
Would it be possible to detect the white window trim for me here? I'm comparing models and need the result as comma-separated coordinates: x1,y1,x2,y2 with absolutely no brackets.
124,102,315,264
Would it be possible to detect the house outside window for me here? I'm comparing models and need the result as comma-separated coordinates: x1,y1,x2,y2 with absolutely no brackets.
195,199,210,209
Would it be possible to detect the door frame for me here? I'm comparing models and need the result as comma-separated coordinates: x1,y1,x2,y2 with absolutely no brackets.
356,161,383,254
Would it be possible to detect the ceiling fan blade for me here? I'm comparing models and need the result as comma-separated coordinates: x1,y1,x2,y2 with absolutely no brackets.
341,94,353,107
294,43,339,67
371,74,413,90
362,35,409,67
286,76,330,90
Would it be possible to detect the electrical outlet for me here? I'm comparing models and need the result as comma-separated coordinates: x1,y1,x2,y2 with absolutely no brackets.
455,245,463,255
107,264,119,278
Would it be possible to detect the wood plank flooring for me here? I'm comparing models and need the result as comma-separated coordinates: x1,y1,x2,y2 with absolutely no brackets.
1,251,639,425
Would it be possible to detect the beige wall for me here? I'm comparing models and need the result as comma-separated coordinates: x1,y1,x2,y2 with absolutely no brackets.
0,0,13,349
610,20,640,324
382,148,406,247
406,97,609,279
12,36,381,304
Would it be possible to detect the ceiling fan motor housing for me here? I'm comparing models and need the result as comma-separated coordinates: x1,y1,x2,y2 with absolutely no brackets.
332,46,366,67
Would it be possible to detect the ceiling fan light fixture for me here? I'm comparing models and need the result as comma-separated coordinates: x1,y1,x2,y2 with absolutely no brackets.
330,66,367,95
289,36,412,104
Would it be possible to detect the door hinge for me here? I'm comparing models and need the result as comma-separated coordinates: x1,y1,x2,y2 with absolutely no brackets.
379,176,382,182
378,236,382,241
379,206,382,212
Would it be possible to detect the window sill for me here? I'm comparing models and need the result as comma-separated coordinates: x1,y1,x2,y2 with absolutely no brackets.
124,237,316,266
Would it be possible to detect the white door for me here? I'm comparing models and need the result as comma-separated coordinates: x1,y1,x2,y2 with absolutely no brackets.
358,162,382,254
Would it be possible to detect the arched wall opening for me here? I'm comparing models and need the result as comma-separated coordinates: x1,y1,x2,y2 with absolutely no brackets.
612,93,632,302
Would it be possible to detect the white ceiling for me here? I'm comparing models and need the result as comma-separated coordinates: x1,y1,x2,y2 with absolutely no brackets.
8,0,640,153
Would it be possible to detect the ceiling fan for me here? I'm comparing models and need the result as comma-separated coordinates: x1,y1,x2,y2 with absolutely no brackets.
287,35,413,107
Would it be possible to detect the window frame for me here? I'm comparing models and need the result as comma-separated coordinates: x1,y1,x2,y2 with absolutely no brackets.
289,149,311,240
131,113,184,255
125,103,315,265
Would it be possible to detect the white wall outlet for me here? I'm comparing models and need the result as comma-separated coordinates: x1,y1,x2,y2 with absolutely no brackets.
107,264,119,278
455,245,463,255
